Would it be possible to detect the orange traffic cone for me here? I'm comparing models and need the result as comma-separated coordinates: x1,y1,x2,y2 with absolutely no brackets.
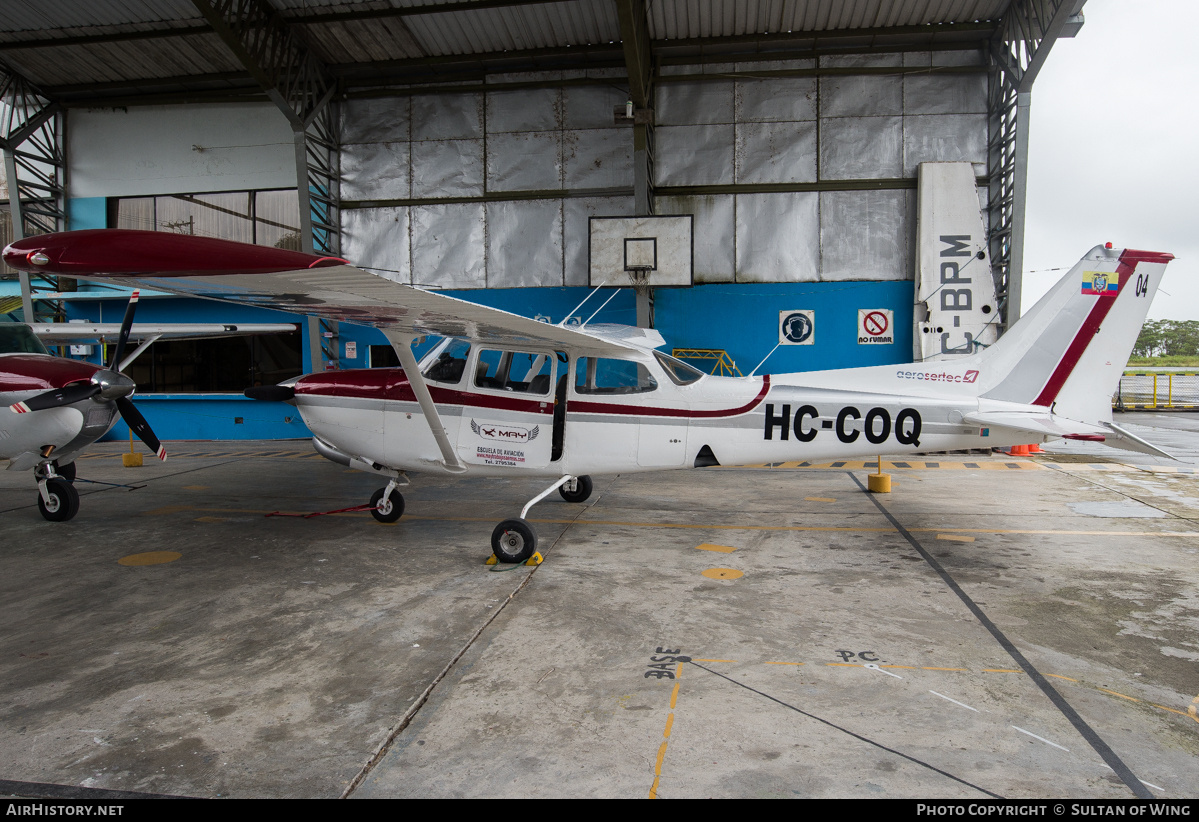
1027,443,1042,453
1009,444,1029,456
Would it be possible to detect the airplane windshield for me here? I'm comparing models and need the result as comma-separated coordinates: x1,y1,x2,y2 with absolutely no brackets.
421,338,472,384
653,351,704,385
0,324,51,355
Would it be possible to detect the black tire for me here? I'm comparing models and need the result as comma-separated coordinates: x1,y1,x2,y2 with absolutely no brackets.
53,461,76,483
558,475,593,503
38,478,79,522
491,518,536,563
370,487,405,523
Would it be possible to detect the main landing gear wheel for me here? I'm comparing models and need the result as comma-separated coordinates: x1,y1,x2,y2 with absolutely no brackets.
370,487,405,523
38,478,80,522
491,518,536,563
558,475,593,504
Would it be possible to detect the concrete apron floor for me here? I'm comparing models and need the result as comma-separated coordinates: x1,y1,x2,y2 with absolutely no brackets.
0,440,1196,798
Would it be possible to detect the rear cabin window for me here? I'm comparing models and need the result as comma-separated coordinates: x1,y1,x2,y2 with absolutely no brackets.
474,349,553,395
574,357,658,394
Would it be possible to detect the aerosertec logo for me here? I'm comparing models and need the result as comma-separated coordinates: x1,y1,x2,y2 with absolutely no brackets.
896,369,979,383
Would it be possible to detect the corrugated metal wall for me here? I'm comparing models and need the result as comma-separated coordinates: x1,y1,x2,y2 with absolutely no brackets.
340,49,987,289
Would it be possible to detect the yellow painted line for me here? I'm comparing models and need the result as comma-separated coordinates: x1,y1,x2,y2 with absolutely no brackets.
702,568,743,580
805,497,836,502
982,669,1023,674
695,543,737,553
827,662,862,667
764,661,804,666
1046,673,1079,682
1098,688,1141,703
937,534,976,543
670,682,680,709
881,665,917,670
663,714,674,738
922,667,969,672
651,663,686,799
654,740,668,775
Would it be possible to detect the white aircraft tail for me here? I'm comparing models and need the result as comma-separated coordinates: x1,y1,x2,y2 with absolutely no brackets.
967,245,1173,427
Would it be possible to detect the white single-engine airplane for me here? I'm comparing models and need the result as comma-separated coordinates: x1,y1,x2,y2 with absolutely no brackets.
3,230,1174,559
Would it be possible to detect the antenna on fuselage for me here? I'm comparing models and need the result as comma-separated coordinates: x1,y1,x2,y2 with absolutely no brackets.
559,281,607,327
581,288,623,327
748,342,782,377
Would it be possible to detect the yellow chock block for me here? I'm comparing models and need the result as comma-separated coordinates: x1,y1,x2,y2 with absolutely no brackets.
123,452,144,468
485,555,498,565
525,552,543,566
867,473,891,493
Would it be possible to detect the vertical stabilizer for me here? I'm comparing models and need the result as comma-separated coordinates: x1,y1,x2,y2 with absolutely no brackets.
974,246,1173,424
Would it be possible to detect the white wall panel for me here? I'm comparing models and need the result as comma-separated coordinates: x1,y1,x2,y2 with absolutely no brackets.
656,80,735,125
486,200,564,287
411,139,484,198
341,142,410,201
657,194,734,283
819,116,903,179
735,192,819,283
487,131,561,191
69,103,295,198
342,98,409,144
819,74,903,118
736,121,817,185
656,124,735,186
903,73,988,115
341,206,410,282
411,94,483,141
903,114,988,176
563,86,627,129
563,129,631,189
735,76,817,123
486,88,560,133
820,189,911,281
411,203,486,288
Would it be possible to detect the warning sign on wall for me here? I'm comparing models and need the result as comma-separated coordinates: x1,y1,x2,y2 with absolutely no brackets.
858,309,893,345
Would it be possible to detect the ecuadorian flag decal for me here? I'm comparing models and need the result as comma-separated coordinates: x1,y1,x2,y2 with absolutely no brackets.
1082,270,1120,296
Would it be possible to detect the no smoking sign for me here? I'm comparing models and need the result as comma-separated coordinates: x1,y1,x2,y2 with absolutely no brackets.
858,309,894,345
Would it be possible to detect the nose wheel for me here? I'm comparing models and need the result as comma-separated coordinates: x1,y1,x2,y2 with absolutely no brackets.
370,486,405,523
491,518,536,563
37,477,80,522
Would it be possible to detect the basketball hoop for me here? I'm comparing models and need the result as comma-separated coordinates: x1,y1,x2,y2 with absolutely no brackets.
627,266,653,298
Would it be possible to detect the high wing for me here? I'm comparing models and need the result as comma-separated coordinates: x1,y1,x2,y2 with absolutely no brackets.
31,322,298,344
2,230,662,357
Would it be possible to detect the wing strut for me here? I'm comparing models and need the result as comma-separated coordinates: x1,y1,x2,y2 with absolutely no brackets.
387,332,467,474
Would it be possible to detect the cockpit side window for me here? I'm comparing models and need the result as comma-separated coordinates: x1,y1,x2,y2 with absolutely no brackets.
421,338,472,384
573,356,658,395
0,324,50,356
653,351,705,385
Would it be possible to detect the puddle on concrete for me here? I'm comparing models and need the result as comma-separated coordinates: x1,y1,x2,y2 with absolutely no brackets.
1067,500,1167,518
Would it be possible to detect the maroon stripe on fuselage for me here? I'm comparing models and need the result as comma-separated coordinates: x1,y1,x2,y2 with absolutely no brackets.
554,375,770,418
1030,250,1166,407
295,370,770,419
0,354,100,392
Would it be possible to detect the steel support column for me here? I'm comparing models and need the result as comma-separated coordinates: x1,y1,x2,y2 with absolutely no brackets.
616,0,656,326
1,62,66,324
987,0,1085,328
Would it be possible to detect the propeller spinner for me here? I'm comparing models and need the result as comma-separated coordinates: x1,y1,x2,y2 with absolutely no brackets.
8,290,167,460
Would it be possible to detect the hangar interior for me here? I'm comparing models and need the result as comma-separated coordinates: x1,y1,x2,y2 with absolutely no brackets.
1,0,1085,441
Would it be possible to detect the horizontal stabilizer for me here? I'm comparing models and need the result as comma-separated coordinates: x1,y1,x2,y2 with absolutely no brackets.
963,411,1108,440
1102,421,1178,460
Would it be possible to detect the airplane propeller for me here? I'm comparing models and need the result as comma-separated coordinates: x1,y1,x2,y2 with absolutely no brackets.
8,290,167,460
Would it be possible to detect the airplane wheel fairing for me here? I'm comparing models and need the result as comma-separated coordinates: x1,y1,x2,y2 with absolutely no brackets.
558,475,593,503
38,478,79,522
370,488,405,523
492,518,536,563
